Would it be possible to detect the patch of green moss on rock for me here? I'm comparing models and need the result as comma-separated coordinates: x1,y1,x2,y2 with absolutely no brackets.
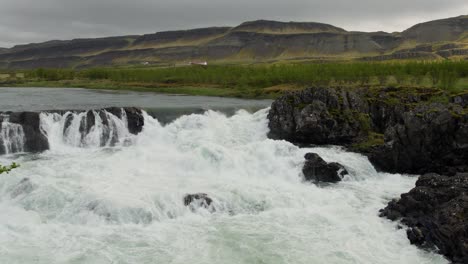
352,132,385,152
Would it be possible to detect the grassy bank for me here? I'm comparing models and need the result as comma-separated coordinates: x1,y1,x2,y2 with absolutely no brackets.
2,61,468,98
8,79,247,97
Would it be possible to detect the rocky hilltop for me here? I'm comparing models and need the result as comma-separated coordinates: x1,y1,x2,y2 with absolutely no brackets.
267,86,468,262
0,16,467,69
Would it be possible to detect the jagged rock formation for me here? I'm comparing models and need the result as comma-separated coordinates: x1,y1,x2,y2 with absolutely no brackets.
368,102,468,175
268,86,468,175
267,86,468,262
302,153,348,183
380,173,468,264
0,16,466,68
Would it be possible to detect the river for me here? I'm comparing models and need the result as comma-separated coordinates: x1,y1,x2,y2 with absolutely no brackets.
0,88,447,263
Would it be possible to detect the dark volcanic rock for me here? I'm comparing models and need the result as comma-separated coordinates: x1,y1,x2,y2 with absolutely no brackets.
268,87,369,145
268,87,468,262
104,107,144,134
302,153,348,183
380,173,468,263
124,108,145,134
184,193,213,209
452,93,468,108
268,87,468,175
368,103,468,174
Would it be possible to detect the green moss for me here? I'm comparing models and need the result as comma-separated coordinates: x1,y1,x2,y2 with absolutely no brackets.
429,94,450,104
352,132,385,152
356,113,371,133
296,103,308,110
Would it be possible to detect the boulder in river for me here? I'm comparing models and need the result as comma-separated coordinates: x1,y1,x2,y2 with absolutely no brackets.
302,153,348,183
184,193,213,209
380,173,468,263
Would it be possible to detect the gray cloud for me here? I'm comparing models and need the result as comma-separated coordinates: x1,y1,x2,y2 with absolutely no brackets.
0,0,467,47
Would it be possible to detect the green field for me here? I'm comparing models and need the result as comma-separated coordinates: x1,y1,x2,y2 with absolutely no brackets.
2,61,467,98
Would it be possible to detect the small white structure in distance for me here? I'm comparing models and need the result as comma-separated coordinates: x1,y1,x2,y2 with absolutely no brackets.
189,61,208,66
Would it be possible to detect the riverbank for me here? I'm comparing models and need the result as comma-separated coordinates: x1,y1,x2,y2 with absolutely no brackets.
1,61,467,99
4,79,270,98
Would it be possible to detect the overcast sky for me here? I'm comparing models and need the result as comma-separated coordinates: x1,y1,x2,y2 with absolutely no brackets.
0,0,467,47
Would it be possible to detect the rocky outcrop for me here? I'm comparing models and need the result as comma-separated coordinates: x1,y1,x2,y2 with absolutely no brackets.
368,103,468,174
380,173,468,263
268,86,468,175
268,86,468,262
105,107,145,134
452,92,468,108
268,87,369,145
302,153,348,183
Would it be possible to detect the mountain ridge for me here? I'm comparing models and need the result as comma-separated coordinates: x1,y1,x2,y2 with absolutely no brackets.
0,15,467,69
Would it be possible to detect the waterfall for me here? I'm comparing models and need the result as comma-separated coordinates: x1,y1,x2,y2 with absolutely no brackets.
40,109,133,150
0,108,448,264
0,108,135,155
0,117,25,154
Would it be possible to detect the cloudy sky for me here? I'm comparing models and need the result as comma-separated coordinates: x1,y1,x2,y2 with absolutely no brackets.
0,0,467,47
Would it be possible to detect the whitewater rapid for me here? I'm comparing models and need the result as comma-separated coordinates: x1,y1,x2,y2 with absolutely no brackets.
0,108,447,263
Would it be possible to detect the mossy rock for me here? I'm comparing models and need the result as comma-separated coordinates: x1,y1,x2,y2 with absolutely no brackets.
351,132,385,152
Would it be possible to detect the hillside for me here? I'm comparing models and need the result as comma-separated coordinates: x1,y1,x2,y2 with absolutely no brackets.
0,16,467,69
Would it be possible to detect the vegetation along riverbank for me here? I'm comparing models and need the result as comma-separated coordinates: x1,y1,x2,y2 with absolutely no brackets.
1,61,467,98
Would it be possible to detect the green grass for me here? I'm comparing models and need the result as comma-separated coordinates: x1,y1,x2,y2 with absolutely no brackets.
452,78,468,93
2,61,467,98
9,79,252,98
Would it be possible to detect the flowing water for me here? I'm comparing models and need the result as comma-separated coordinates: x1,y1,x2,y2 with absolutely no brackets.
0,88,447,263
0,116,25,154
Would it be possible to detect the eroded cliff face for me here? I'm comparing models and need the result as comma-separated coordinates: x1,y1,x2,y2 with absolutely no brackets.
268,86,468,175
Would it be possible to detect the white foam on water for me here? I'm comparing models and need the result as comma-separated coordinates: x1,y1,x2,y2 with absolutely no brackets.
0,109,448,264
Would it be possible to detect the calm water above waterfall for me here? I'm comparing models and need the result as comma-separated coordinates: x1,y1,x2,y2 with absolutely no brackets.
0,87,272,112
0,88,447,263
